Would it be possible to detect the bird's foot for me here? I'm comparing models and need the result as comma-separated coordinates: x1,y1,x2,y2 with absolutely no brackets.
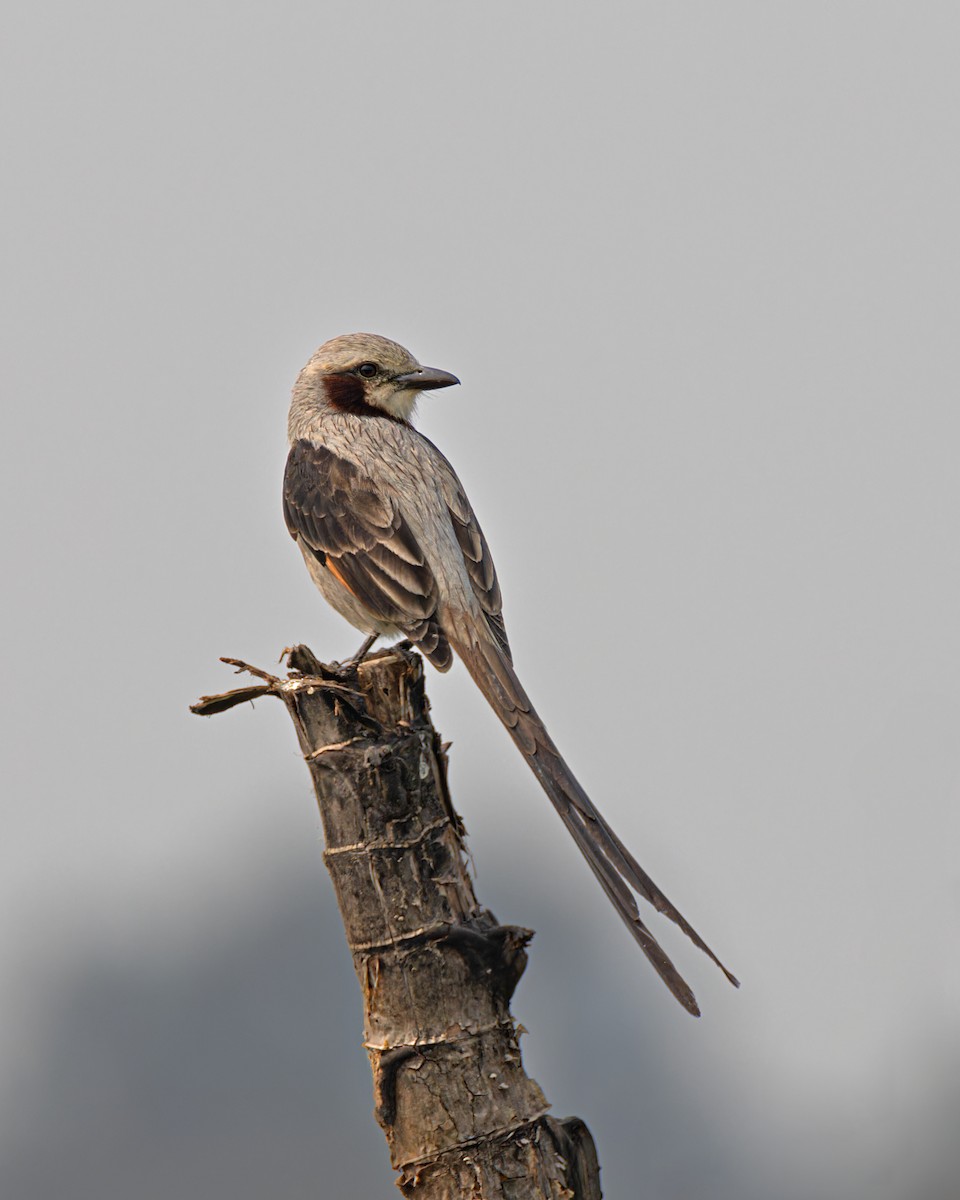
334,633,380,676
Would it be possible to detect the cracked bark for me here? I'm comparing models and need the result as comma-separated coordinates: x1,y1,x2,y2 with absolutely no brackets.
191,645,602,1200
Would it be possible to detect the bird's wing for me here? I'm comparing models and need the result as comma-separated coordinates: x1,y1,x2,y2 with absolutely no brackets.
285,438,737,1013
283,438,452,667
423,438,512,662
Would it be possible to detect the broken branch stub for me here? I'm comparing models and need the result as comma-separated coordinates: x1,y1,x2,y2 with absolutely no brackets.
192,646,602,1199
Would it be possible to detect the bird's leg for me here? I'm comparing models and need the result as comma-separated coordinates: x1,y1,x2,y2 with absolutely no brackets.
352,632,379,663
341,633,379,670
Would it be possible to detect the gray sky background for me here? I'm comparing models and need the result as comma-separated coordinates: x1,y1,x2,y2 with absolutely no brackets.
2,4,959,1198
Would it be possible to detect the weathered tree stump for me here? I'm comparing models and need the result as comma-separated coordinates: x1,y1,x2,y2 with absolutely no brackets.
192,645,602,1199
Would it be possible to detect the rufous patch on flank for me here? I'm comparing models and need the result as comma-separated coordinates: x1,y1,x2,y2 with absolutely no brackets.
325,558,356,597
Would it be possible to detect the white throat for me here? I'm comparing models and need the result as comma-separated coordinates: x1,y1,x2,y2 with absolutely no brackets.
379,389,419,421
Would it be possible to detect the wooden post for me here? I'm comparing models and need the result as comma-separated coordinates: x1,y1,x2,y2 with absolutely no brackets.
192,645,602,1199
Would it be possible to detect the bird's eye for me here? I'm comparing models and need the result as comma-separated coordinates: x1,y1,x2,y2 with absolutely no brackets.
356,362,378,379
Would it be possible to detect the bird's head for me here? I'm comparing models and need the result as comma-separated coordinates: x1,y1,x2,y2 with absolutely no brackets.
295,332,460,422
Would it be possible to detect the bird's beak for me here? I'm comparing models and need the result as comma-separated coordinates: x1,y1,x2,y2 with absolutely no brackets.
394,366,460,391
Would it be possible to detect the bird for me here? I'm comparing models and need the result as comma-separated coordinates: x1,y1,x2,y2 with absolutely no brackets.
283,332,738,1015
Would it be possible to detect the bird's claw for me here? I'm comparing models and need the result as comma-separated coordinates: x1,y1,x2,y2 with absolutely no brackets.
331,633,380,678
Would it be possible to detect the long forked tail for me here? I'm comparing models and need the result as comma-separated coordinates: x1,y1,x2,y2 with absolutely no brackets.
453,633,739,1017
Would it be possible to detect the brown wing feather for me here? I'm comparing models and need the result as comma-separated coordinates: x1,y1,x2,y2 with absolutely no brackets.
283,439,451,667
432,453,512,662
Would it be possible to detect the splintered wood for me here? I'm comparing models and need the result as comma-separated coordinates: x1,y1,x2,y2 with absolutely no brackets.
193,645,602,1199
